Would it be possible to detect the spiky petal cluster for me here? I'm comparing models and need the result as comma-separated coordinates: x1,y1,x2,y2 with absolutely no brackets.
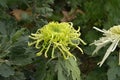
91,25,120,67
28,22,86,60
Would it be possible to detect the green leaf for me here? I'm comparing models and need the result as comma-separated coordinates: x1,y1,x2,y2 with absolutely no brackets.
85,68,107,80
84,45,96,55
84,0,105,21
56,60,66,80
10,72,26,80
107,56,120,80
104,0,120,29
35,58,56,80
56,57,81,80
68,57,81,80
0,0,8,8
9,46,35,66
11,28,26,43
107,67,120,80
36,7,53,17
85,30,101,43
0,63,15,77
35,59,47,80
0,22,7,35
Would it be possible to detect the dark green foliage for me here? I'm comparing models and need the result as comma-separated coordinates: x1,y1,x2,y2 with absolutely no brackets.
34,58,56,80
85,68,107,80
107,55,120,80
0,0,120,80
0,63,15,77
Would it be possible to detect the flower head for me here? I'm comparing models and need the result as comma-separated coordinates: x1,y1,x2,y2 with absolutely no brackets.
28,22,86,60
91,25,120,67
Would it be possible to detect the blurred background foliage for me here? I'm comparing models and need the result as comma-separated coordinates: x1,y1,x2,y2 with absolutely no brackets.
0,0,120,80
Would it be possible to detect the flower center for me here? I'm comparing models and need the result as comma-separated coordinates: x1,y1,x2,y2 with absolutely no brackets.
52,27,61,33
109,25,120,35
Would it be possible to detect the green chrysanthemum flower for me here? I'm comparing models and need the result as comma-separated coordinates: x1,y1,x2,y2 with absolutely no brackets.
28,22,86,60
91,25,120,67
